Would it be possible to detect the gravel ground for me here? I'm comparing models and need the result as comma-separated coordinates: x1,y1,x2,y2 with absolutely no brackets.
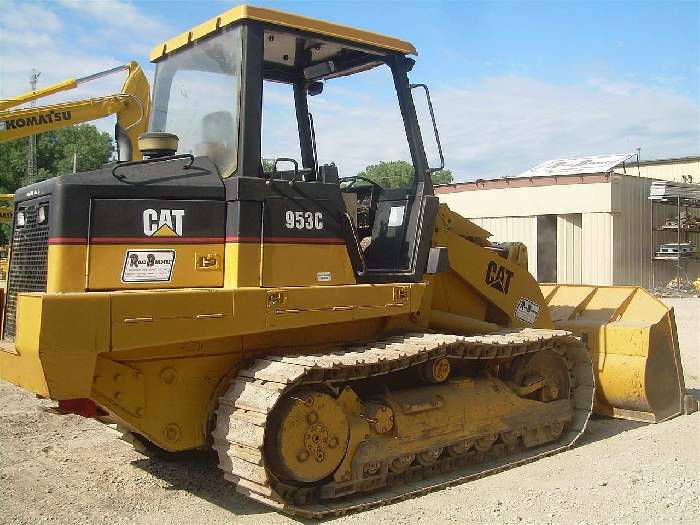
1,299,698,525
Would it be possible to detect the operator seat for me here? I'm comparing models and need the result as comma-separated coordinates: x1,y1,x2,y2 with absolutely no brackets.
195,111,235,173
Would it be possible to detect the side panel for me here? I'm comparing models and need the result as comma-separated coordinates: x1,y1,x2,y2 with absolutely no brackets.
260,194,355,287
0,282,425,451
224,177,357,288
0,293,111,399
88,243,224,290
47,244,87,292
86,198,225,289
262,244,355,287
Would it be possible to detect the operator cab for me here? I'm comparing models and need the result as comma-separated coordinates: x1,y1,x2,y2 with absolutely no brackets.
149,5,443,284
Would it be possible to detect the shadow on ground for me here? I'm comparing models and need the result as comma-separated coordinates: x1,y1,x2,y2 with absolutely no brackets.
131,414,654,523
132,451,320,524
132,451,269,519
576,415,648,447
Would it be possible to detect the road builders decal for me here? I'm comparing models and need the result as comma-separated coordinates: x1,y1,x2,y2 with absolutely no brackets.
515,297,541,325
122,249,176,283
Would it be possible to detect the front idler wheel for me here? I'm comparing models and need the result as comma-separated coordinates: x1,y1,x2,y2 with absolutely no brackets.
509,349,571,403
267,389,350,483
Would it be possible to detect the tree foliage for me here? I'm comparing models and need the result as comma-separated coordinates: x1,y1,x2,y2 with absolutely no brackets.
0,124,113,244
0,124,113,193
356,160,453,188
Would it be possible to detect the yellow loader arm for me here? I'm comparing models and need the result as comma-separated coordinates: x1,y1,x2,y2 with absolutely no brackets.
433,204,696,423
0,62,150,160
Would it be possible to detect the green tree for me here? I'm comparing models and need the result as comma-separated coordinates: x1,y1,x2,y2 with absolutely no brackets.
357,160,453,188
0,124,113,244
0,124,113,193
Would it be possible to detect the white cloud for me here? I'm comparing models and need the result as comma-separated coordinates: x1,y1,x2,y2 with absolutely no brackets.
1,3,696,180
0,2,63,32
58,0,166,34
295,72,699,180
56,0,170,55
0,1,167,137
432,76,699,179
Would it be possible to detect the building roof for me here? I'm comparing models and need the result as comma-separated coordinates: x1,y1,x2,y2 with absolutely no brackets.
434,173,615,194
515,153,635,178
150,4,417,62
618,155,700,167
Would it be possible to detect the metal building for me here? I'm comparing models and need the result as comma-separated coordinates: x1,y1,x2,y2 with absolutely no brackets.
436,154,700,287
616,155,700,184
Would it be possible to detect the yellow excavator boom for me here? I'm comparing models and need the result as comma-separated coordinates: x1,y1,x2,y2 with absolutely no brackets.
0,62,150,160
1,96,132,140
0,78,79,112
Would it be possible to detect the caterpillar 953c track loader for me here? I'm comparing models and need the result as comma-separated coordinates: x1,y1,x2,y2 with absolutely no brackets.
0,5,694,518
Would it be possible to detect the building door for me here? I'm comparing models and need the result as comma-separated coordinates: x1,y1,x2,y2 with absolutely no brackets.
536,215,557,282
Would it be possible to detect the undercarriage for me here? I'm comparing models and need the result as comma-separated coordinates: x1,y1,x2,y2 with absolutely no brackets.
214,329,594,518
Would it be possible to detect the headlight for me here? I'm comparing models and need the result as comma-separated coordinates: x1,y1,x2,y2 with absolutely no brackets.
37,204,48,224
15,210,25,227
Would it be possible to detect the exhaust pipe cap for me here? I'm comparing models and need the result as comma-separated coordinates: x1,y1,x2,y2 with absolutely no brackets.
138,132,179,158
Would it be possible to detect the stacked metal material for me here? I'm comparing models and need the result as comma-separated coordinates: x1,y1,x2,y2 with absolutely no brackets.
649,180,700,201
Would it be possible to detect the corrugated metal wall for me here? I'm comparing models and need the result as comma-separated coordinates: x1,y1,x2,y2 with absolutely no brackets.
616,159,700,183
470,217,538,273
610,176,699,288
556,214,582,283
582,212,614,284
612,176,653,287
441,175,699,287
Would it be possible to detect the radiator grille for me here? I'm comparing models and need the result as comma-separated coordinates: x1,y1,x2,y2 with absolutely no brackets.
3,201,49,341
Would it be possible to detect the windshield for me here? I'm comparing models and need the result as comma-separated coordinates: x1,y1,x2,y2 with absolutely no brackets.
150,27,242,176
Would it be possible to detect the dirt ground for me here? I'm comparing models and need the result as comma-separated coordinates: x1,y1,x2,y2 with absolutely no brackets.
1,298,698,525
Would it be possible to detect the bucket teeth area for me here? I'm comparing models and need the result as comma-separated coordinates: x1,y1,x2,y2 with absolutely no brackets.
213,329,594,518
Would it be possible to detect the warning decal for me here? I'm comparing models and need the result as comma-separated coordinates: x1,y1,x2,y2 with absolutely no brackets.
122,249,176,283
515,297,541,325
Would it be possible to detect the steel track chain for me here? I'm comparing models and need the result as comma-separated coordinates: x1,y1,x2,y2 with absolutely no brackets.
213,329,595,518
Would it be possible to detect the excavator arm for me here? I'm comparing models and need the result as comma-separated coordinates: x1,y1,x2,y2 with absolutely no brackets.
0,62,150,160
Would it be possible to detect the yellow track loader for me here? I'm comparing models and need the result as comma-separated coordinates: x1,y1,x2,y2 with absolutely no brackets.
0,62,150,160
0,5,694,518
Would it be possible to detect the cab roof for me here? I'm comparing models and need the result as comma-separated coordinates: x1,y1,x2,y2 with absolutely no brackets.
149,4,417,62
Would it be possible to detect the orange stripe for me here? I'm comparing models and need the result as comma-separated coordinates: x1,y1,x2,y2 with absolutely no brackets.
49,236,224,245
226,236,345,245
90,236,224,244
49,237,88,245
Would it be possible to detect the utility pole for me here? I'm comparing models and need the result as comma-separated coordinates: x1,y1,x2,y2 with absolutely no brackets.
26,69,41,185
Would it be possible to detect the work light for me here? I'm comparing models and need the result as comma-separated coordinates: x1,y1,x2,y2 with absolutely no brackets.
37,204,48,224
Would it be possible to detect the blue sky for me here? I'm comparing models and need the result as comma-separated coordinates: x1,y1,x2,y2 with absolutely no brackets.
143,1,700,97
1,0,698,179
